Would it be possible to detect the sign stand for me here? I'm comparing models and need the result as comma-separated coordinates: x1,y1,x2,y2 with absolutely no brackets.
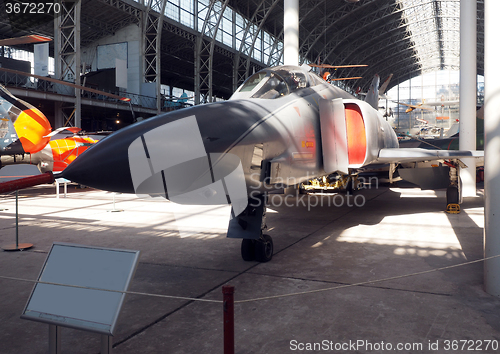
48,326,111,354
49,325,61,354
108,193,124,212
3,190,33,251
55,178,69,199
101,334,112,354
21,243,140,353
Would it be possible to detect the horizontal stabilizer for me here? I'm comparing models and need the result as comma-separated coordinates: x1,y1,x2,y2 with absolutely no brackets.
378,148,484,164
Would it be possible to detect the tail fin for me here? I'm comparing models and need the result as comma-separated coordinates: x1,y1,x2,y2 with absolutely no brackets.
0,85,51,154
378,74,393,98
364,74,380,109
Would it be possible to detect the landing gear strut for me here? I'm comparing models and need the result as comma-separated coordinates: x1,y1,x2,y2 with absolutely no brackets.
445,160,462,213
227,194,274,262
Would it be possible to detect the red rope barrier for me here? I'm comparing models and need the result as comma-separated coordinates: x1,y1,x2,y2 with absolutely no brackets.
0,172,54,194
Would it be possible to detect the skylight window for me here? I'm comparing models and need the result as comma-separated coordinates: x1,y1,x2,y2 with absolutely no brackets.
398,0,460,72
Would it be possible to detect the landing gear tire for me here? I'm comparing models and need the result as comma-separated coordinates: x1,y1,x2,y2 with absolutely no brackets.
446,185,459,205
241,239,256,261
255,234,273,262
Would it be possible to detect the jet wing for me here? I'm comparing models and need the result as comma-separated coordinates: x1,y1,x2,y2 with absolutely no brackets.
377,148,484,164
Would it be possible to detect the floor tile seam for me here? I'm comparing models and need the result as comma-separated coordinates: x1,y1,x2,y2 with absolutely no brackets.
112,262,261,349
244,271,453,297
138,261,243,274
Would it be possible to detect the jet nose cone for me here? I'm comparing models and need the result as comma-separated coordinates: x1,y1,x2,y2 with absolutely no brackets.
62,110,248,208
61,114,220,195
61,129,135,193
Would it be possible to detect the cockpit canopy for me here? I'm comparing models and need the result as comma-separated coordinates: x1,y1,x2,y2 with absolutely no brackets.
230,65,324,100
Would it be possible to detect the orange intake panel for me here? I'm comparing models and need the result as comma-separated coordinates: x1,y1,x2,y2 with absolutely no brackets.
344,103,366,165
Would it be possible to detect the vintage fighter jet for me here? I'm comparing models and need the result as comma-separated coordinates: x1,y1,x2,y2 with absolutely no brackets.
0,35,121,173
0,61,139,173
60,65,483,262
0,127,100,173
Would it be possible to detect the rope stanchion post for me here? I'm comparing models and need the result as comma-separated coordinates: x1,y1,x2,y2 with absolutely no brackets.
1,172,54,251
222,285,235,354
3,190,33,251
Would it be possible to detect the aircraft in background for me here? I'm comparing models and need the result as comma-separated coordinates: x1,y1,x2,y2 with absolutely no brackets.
61,65,483,262
0,84,52,157
163,92,194,110
0,84,101,172
0,34,52,46
0,34,131,174
356,73,393,100
395,98,460,113
0,127,100,173
308,63,368,69
309,63,366,84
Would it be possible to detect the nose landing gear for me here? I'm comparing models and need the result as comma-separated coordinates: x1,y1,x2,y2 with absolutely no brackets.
228,194,274,262
241,234,274,262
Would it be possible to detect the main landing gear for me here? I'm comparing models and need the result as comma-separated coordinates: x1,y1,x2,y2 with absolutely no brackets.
444,160,462,213
227,194,274,262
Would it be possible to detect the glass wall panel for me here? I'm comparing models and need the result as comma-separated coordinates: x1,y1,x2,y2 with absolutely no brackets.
386,70,482,138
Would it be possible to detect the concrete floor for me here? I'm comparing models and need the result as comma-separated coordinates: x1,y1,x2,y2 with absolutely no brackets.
0,182,499,353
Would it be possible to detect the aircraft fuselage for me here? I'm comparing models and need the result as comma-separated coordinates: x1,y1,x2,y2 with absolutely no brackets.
62,80,396,197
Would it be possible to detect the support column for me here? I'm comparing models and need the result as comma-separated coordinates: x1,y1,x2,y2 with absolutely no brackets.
54,102,63,127
54,0,81,128
75,1,81,128
143,0,167,114
194,36,201,105
484,0,500,297
283,0,299,66
459,0,477,197
195,0,229,104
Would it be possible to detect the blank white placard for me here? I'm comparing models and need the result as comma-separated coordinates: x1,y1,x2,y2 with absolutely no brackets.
21,243,140,335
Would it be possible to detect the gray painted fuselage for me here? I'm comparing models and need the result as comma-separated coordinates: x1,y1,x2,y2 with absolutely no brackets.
61,66,398,198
